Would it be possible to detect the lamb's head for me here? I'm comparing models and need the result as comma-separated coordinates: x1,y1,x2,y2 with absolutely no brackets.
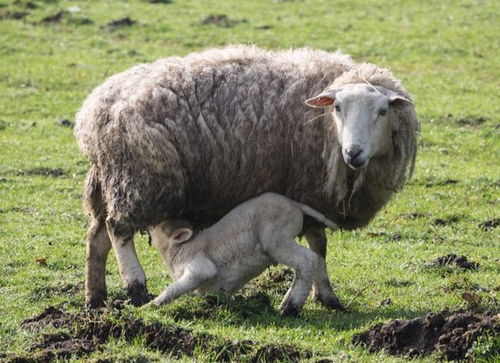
306,83,412,170
149,220,193,250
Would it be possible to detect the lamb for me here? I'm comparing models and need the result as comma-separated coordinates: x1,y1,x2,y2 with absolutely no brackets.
75,45,419,309
145,193,339,316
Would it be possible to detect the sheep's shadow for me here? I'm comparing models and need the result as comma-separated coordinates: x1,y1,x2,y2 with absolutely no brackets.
160,290,430,332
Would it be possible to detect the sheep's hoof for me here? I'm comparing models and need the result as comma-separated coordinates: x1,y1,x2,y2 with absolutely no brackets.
84,295,106,309
314,293,346,312
280,303,300,317
126,282,151,306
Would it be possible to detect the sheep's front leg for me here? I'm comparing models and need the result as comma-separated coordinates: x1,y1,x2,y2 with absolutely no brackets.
304,227,345,311
106,219,149,306
85,218,112,308
147,257,217,306
269,240,318,316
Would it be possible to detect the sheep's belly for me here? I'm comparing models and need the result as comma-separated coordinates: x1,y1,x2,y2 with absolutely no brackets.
195,256,274,294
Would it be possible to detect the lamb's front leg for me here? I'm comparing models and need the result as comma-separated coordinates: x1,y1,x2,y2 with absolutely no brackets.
146,257,217,307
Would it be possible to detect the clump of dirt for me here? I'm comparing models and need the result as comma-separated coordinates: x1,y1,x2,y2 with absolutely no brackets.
21,306,73,331
426,254,479,270
202,14,247,28
433,215,460,226
0,10,29,20
478,218,499,231
106,17,136,29
58,119,74,128
31,333,95,361
352,310,499,360
455,117,487,126
425,179,459,188
17,305,312,361
17,167,67,177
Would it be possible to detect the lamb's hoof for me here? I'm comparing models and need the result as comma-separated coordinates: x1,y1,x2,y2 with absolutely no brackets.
280,303,300,317
314,293,347,312
126,283,151,306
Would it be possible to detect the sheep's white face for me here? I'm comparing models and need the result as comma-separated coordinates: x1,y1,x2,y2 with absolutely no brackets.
306,84,411,170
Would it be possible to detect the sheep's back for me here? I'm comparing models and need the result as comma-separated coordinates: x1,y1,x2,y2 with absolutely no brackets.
75,46,353,228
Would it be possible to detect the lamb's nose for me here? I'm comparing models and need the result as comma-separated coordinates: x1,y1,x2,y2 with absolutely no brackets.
345,144,363,158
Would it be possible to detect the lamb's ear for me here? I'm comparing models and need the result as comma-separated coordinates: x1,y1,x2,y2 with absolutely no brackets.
171,228,193,244
305,89,337,108
388,93,413,108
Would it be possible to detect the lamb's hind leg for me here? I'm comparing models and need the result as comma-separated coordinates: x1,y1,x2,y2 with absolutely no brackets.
269,240,318,316
106,218,149,306
85,217,111,308
304,227,345,311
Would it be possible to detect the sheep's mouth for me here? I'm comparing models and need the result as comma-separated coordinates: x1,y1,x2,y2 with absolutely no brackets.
345,158,368,170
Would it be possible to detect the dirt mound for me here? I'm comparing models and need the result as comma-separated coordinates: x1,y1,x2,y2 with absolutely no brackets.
426,254,479,270
15,305,311,361
352,310,499,360
478,218,499,231
31,333,95,362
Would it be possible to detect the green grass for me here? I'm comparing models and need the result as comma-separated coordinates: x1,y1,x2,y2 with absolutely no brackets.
0,0,499,361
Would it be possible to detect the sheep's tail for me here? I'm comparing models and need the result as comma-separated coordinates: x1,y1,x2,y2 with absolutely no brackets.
296,203,338,230
83,165,107,222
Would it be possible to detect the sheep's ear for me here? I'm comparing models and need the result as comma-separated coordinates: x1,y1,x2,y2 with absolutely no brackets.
388,93,413,108
305,89,337,108
171,228,193,244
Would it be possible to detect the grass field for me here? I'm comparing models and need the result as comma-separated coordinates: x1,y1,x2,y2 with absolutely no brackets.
0,0,499,361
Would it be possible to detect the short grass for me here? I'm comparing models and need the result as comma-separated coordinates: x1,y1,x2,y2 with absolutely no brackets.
0,0,499,361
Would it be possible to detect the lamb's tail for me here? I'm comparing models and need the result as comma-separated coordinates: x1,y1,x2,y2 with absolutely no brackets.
296,203,338,230
83,165,107,222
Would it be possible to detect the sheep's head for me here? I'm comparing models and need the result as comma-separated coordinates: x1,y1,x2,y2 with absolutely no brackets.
305,83,412,170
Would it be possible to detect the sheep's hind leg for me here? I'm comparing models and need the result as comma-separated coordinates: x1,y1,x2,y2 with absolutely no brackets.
106,219,149,306
304,227,345,311
269,240,318,317
85,218,112,308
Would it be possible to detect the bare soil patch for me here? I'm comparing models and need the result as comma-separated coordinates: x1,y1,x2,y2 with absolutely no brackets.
352,310,499,360
202,14,247,28
478,218,499,231
0,10,29,20
106,17,136,29
15,305,311,361
17,167,67,177
426,254,479,270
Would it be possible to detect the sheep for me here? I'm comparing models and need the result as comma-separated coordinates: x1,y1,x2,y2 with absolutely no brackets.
145,193,339,316
75,45,419,309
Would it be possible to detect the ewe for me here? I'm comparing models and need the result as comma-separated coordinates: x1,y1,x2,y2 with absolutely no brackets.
75,46,419,308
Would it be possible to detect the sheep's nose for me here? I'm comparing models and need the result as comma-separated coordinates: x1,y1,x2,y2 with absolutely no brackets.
345,144,363,159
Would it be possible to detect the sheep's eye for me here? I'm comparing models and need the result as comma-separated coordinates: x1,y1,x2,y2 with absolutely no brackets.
379,108,388,116
334,105,341,113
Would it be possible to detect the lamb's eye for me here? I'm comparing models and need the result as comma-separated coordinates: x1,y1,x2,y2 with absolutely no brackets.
379,108,388,116
334,105,341,113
